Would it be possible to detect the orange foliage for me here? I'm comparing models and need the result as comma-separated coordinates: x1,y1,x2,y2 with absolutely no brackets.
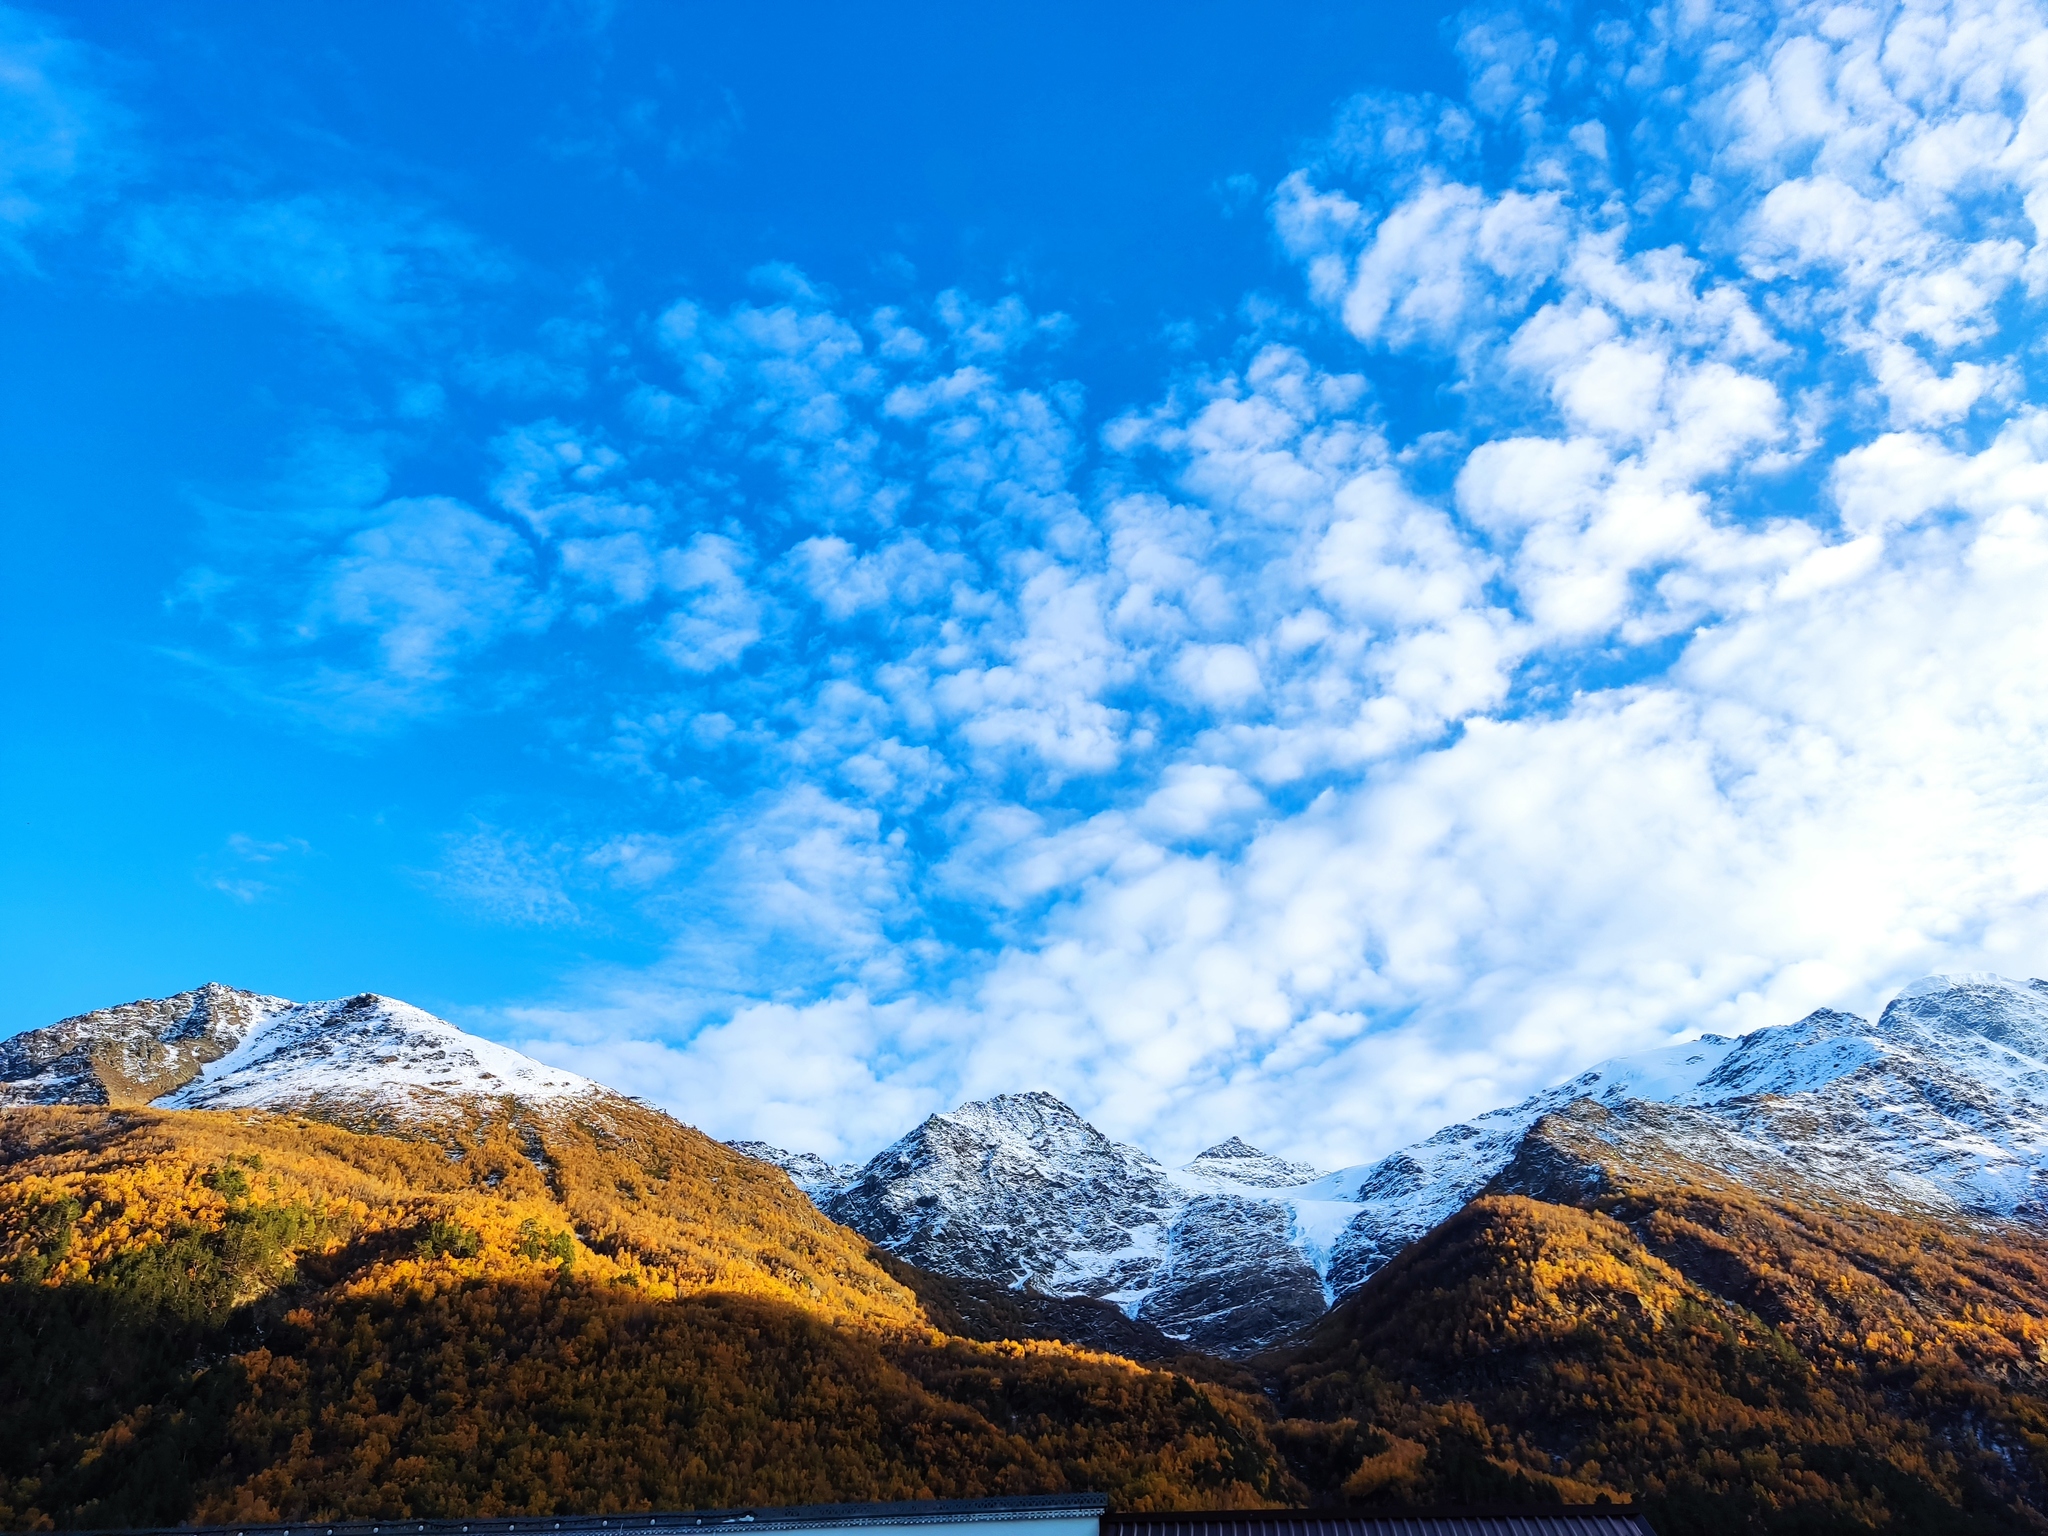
0,1106,1296,1528
1270,1182,2048,1534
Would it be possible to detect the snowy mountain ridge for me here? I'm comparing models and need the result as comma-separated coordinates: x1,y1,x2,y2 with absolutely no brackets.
796,1089,1331,1354
0,983,602,1118
11,971,2048,1358
732,972,2048,1352
1313,971,2048,1291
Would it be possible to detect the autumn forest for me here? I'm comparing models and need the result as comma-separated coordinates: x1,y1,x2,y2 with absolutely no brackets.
6,1098,2048,1535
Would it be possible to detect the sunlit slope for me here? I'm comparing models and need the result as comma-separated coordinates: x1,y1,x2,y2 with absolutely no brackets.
0,1106,1297,1528
1267,1112,2048,1534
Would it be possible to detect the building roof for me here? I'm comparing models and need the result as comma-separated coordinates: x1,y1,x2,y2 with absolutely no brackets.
1103,1512,1654,1536
81,1500,1653,1536
87,1496,1110,1536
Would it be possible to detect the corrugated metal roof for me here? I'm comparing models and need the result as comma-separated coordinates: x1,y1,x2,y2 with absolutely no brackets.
1103,1511,1653,1536
82,1495,1110,1536
76,1499,1651,1536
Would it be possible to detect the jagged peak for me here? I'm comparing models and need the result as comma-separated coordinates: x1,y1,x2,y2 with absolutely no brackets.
938,1089,1087,1125
4,984,602,1118
1896,971,2043,1000
901,1091,1141,1161
725,1139,859,1196
1879,971,2048,1049
1182,1136,1322,1188
1778,1007,1870,1033
1197,1136,1264,1160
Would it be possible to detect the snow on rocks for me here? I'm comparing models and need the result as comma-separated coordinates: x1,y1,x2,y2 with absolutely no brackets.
723,1141,861,1200
159,991,602,1117
1318,974,2048,1292
15,972,2048,1355
0,983,603,1121
0,983,293,1106
732,973,2048,1353
727,1094,1333,1353
823,1091,1182,1297
1178,1136,1322,1189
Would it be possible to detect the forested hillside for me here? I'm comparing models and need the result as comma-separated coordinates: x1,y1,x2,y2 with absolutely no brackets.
16,1095,2048,1534
0,1105,1296,1528
1265,1112,2048,1534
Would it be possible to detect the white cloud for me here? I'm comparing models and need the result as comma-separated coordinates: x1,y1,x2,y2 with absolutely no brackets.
523,0,2048,1167
198,833,313,904
1137,764,1266,839
0,8,125,263
1174,643,1263,708
124,190,504,340
510,989,958,1160
430,825,580,927
310,497,546,686
1342,182,1570,348
166,0,2048,1172
652,533,761,672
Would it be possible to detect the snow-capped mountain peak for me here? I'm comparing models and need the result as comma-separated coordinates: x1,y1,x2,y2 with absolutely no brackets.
1880,973,2048,1064
161,991,600,1116
729,972,2048,1355
1313,973,2048,1293
24,972,2048,1360
1,985,601,1121
788,1092,1328,1353
0,982,289,1106
1180,1137,1323,1189
820,1091,1179,1297
723,1141,860,1199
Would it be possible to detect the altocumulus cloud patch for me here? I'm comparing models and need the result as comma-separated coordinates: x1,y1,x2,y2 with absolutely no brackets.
32,0,2048,1165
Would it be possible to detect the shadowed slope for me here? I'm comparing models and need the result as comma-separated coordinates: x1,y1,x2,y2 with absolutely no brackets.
0,1107,1299,1527
1266,1112,2048,1533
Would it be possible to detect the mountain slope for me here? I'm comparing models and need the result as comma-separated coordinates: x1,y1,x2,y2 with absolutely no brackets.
0,988,1303,1525
794,1092,1330,1355
18,971,2048,1528
0,985,604,1125
1268,1114,2048,1533
0,983,287,1107
0,1105,1298,1527
734,973,2048,1361
1316,972,2048,1292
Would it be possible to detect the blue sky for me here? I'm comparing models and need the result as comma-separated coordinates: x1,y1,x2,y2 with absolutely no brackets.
7,0,2048,1167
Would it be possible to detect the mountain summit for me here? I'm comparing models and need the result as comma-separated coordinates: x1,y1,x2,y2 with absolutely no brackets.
0,984,601,1121
1183,1136,1322,1188
738,1091,1331,1353
15,973,2048,1357
732,973,2048,1354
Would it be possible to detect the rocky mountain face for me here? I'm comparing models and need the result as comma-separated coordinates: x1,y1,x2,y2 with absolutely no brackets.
789,1090,1331,1355
731,1095,1361,1354
0,983,287,1106
733,972,2048,1356
0,1086,1296,1528
723,1141,859,1199
1271,1144,2048,1530
1315,971,2048,1292
14,972,2048,1360
0,984,603,1122
12,982,2048,1528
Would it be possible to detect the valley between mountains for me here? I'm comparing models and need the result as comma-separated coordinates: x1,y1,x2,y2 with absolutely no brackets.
7,976,2048,1532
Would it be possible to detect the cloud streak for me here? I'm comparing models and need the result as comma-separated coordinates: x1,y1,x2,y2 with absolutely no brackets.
128,0,2048,1167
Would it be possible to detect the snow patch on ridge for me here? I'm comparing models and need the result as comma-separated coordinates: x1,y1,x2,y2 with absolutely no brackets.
0,984,602,1120
732,972,2048,1353
160,992,601,1113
